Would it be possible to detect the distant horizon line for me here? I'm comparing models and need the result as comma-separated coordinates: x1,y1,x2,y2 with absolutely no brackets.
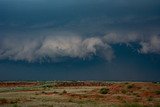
0,80,159,82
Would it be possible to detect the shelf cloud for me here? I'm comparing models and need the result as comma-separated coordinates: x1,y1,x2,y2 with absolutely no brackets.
0,31,160,62
0,33,114,62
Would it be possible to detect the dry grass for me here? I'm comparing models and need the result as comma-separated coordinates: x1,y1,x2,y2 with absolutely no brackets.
0,81,160,107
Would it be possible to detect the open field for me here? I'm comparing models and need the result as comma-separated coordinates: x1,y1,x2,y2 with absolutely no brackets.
0,81,160,107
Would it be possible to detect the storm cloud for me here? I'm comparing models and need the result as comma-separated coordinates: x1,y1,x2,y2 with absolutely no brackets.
0,0,160,62
104,32,160,54
0,31,160,62
0,33,114,62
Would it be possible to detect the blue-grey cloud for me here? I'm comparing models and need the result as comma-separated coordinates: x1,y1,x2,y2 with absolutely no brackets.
0,32,114,62
104,32,160,54
140,35,160,54
0,31,160,62
0,0,160,62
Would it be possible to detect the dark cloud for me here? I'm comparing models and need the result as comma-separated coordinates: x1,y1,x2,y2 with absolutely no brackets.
0,0,160,81
0,33,114,62
0,31,160,62
0,0,160,61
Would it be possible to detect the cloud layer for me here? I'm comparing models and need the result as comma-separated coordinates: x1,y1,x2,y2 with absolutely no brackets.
0,0,160,63
0,32,160,62
0,33,160,62
0,33,114,62
140,35,160,54
104,32,160,54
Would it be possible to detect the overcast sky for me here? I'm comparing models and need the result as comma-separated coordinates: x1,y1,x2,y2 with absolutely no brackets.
0,0,160,81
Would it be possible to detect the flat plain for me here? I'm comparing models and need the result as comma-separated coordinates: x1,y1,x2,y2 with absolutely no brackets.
0,81,160,107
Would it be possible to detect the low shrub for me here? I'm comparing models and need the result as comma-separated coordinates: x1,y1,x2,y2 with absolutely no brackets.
122,103,143,107
99,88,109,94
62,90,67,94
127,84,134,89
42,84,53,89
147,96,153,101
12,104,20,107
155,90,160,95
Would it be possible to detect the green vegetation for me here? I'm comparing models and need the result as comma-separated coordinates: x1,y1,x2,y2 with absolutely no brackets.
12,104,20,107
147,96,153,101
99,88,109,94
152,82,160,84
0,82,55,93
155,90,160,95
127,84,134,89
116,96,124,102
62,90,67,94
120,103,147,107
42,84,53,88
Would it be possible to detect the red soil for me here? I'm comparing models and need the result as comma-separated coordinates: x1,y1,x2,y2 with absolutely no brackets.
0,82,39,87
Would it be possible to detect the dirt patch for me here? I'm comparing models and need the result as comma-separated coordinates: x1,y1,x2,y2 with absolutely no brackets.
0,82,39,87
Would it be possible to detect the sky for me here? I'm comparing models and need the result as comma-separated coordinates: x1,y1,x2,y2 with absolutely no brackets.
0,0,160,81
